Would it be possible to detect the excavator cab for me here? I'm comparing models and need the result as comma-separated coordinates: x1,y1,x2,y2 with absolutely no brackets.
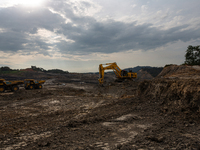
121,70,128,77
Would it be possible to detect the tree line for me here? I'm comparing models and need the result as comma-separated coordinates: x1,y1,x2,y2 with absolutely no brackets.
0,66,69,74
31,66,69,74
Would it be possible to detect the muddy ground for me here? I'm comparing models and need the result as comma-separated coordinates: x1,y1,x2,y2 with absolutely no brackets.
0,74,200,150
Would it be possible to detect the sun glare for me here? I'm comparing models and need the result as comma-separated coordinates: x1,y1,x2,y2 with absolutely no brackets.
15,0,44,7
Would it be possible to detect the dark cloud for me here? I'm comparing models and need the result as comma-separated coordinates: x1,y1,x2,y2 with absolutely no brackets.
0,5,63,53
0,6,63,32
0,31,27,51
57,20,200,54
0,0,199,56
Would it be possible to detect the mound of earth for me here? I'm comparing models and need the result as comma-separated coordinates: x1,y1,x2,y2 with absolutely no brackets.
138,79,200,120
136,70,153,80
157,65,200,79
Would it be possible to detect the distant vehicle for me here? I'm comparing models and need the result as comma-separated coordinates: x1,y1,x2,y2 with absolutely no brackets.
98,62,137,84
0,79,24,92
24,79,45,90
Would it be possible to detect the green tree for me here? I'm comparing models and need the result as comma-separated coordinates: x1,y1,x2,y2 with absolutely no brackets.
185,45,200,65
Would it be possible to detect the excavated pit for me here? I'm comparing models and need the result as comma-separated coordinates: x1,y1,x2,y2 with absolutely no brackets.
0,73,200,149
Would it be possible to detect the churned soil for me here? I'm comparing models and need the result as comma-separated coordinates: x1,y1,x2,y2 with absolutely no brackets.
0,75,200,150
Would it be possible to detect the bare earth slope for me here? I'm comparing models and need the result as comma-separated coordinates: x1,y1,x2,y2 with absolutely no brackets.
136,70,153,80
157,65,200,79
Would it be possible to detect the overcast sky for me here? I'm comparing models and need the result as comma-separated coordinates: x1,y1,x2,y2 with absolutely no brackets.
0,0,200,72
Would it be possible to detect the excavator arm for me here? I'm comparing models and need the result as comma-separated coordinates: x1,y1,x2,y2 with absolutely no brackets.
98,64,104,84
98,62,123,84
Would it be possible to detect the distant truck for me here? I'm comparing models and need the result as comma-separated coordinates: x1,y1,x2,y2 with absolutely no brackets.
0,79,24,92
24,79,45,90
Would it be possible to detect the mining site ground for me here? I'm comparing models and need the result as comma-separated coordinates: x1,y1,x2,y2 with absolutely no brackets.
0,74,200,150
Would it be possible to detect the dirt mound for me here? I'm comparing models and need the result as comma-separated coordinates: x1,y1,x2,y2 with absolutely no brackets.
136,70,153,80
138,79,200,120
157,65,200,79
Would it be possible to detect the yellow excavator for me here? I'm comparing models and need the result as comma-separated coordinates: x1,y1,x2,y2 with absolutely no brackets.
98,62,137,84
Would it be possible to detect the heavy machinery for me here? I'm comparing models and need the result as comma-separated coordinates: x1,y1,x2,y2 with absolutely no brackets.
98,62,137,84
0,79,24,92
24,79,45,90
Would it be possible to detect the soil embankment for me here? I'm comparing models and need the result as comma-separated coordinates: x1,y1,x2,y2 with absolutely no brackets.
138,79,200,117
157,65,200,79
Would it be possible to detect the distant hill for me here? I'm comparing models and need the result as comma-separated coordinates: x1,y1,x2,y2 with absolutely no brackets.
136,70,154,80
125,66,161,72
124,66,152,72
142,67,163,77
124,66,163,77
